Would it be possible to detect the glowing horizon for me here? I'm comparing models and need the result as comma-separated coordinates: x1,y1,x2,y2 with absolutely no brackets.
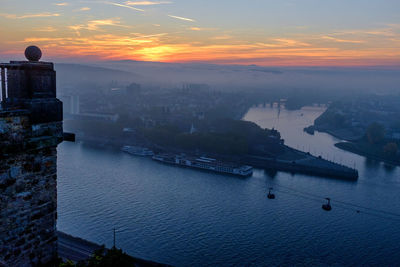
1,0,399,66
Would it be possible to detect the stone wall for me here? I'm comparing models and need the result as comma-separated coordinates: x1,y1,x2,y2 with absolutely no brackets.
0,109,62,266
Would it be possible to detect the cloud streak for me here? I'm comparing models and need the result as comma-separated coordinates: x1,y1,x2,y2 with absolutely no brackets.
0,12,60,19
124,1,172,5
105,2,144,12
34,26,57,32
210,35,232,40
322,36,364,44
69,18,127,35
189,27,216,31
168,15,195,22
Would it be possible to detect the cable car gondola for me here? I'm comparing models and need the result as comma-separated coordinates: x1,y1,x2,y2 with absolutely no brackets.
322,198,332,211
268,187,275,199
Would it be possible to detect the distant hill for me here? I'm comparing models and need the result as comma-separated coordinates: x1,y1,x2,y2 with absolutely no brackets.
92,60,400,93
55,63,141,87
54,61,400,94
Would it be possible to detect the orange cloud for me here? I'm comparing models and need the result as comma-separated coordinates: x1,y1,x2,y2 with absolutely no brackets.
54,2,69,6
69,18,127,35
322,36,364,44
273,39,311,47
210,35,232,40
34,26,57,32
12,31,399,66
2,19,400,67
0,12,60,19
189,27,217,32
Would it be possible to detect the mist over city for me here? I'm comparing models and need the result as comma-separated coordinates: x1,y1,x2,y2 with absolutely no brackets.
1,1,400,266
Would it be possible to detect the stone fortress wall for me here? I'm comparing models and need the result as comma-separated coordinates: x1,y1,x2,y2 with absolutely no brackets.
0,47,64,266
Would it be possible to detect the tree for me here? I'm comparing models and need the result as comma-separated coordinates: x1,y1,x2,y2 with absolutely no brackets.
366,122,385,144
59,247,136,267
332,113,346,127
384,142,398,158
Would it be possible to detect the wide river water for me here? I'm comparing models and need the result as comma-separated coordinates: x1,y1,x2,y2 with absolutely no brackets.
58,106,400,266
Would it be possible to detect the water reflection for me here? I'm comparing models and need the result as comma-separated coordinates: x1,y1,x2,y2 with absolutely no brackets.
57,105,400,266
364,158,381,169
265,169,278,178
383,164,396,172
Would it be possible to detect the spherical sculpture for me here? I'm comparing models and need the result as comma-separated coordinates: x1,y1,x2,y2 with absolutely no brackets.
25,46,42,62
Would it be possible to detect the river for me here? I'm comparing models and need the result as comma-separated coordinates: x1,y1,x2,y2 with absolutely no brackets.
58,105,400,266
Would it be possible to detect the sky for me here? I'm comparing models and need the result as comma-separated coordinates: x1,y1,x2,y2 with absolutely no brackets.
0,0,399,66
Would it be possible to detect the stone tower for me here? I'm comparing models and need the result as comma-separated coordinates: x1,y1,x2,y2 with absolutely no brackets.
0,47,63,266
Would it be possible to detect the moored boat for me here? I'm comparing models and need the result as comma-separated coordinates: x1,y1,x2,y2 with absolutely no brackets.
152,153,253,177
122,145,154,157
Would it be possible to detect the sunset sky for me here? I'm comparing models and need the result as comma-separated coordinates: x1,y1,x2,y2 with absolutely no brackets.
0,0,399,66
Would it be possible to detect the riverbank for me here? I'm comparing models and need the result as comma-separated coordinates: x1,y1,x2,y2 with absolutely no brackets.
242,147,358,180
58,232,169,266
335,142,400,166
309,124,399,168
312,125,363,142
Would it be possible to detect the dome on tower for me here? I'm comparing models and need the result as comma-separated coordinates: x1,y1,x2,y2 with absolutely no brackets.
25,46,42,62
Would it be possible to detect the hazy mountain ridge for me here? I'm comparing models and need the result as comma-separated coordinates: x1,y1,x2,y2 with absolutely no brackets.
55,63,142,88
54,61,400,95
96,61,400,93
